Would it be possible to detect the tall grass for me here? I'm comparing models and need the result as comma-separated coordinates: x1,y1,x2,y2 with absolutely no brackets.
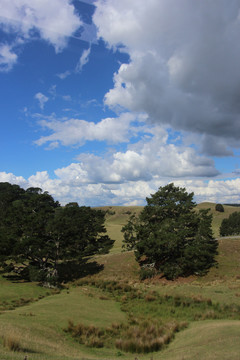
2,330,22,352
65,318,188,353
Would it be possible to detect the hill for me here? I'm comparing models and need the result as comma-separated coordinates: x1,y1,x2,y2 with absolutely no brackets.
98,203,240,252
0,202,240,359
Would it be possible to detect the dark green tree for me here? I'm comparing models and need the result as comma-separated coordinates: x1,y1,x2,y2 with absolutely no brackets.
0,182,26,264
122,183,218,279
0,183,113,284
220,211,240,236
215,203,224,212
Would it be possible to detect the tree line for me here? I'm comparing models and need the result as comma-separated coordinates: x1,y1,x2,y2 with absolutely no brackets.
0,182,227,284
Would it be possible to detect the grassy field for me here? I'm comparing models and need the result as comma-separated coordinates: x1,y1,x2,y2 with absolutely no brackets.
0,203,240,359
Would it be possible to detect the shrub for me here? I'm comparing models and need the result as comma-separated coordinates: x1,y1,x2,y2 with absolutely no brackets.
215,203,224,212
139,267,157,280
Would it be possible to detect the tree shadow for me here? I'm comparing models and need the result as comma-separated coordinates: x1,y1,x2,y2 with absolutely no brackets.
1,259,104,284
57,259,104,282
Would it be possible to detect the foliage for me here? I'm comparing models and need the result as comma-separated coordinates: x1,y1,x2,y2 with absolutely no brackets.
215,203,224,212
220,211,240,236
0,182,113,284
122,183,218,279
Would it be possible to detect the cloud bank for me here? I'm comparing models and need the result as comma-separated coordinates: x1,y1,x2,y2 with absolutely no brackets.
1,168,240,206
94,0,240,156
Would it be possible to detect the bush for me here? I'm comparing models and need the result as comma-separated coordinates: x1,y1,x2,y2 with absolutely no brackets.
139,267,157,280
215,204,224,212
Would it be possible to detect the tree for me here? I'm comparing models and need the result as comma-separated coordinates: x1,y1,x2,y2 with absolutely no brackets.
220,211,240,236
0,183,113,284
122,183,218,279
215,203,224,212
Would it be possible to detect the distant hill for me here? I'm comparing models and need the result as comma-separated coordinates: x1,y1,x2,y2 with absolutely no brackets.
98,203,240,246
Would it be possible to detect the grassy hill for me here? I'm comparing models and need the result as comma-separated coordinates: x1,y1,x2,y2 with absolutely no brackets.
99,202,240,251
0,202,240,359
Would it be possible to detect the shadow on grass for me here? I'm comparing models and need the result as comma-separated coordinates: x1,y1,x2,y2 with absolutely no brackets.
1,259,104,284
57,259,104,282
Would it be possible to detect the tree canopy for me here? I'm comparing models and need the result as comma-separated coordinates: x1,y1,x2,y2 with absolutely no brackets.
215,203,224,212
122,183,218,280
220,211,240,236
0,182,113,285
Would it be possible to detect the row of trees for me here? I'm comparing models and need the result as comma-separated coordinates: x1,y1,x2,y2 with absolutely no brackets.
0,183,113,285
0,182,225,283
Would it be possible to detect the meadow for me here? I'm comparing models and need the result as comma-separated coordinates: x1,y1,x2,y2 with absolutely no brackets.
0,203,240,359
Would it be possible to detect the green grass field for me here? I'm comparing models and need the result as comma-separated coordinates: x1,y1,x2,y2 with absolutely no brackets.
0,203,240,359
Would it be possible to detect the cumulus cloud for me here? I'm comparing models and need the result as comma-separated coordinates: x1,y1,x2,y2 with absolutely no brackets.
0,43,18,72
93,0,240,156
2,168,240,206
0,171,28,188
73,128,219,184
34,92,49,109
35,112,144,147
0,0,82,53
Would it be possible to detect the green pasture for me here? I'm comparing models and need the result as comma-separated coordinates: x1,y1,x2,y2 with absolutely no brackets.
100,203,240,252
0,203,240,359
0,286,127,360
160,320,240,360
196,202,240,237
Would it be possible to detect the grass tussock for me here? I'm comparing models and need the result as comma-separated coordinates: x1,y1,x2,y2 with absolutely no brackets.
65,320,106,348
115,319,188,353
2,333,22,352
65,318,188,353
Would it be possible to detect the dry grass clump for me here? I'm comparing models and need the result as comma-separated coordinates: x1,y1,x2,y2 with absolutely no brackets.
144,293,157,302
115,319,188,353
65,318,187,353
65,320,105,348
2,333,22,352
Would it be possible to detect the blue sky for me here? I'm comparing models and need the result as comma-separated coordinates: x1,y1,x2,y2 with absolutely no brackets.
1,0,240,206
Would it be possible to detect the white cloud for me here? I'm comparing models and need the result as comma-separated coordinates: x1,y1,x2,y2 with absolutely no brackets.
54,163,89,184
0,0,82,53
35,112,143,147
0,172,28,188
0,43,18,72
76,47,91,72
93,0,240,156
62,95,72,102
56,70,71,80
73,128,218,184
2,168,240,206
34,92,49,109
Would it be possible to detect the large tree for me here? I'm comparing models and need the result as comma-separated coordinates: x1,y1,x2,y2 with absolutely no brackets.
122,183,218,279
0,183,113,284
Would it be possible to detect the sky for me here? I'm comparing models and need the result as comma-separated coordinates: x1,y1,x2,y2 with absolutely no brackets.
1,0,240,206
